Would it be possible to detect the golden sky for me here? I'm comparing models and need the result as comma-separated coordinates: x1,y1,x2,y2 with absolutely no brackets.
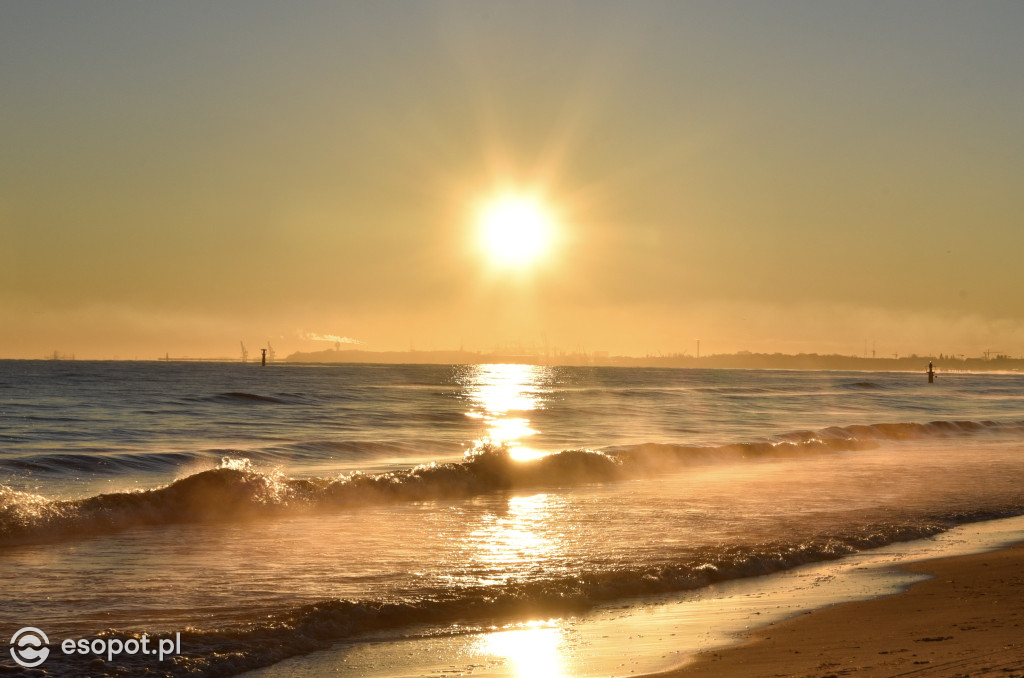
3,2,1023,359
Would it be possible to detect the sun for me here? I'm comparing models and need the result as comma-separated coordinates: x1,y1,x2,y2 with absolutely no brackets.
477,196,554,268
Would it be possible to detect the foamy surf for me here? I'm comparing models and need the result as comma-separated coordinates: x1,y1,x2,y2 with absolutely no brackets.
3,419,1022,546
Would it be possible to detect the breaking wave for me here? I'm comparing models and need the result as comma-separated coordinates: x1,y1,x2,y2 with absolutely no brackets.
2,419,1023,546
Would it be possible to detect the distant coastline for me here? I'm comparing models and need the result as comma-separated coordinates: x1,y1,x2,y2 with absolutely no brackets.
283,348,1024,372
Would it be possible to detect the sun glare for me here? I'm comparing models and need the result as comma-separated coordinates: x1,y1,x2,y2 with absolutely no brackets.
478,196,554,268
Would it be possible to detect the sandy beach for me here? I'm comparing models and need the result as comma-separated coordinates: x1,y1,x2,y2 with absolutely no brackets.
660,542,1024,678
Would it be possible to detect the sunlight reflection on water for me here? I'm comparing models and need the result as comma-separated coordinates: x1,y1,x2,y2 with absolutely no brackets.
470,493,560,571
460,363,550,461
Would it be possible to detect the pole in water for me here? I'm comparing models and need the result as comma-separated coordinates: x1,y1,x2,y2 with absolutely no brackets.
927,361,935,383
261,348,267,367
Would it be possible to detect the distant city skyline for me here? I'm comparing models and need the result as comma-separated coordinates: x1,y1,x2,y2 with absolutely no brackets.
28,343,1024,369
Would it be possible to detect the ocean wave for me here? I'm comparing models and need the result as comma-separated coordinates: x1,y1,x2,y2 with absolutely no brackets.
0,440,464,480
2,419,1022,546
0,450,201,476
208,392,293,404
843,380,885,389
17,510,1017,677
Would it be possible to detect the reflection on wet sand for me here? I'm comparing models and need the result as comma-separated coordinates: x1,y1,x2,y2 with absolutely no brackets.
476,622,568,677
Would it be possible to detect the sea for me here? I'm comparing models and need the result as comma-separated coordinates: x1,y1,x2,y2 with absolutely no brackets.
2,360,1024,676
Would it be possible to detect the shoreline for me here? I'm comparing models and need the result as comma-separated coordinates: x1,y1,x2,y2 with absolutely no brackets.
657,539,1024,678
241,515,1024,678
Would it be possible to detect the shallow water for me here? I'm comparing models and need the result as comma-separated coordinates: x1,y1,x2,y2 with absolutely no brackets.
245,515,1024,678
2,361,1024,676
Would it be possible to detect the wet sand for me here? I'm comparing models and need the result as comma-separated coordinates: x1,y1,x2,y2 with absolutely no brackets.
658,542,1024,678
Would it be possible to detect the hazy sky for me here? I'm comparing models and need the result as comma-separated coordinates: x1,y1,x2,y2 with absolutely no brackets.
3,1,1023,359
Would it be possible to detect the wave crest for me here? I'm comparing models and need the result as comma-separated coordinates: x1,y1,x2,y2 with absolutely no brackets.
3,419,1022,546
